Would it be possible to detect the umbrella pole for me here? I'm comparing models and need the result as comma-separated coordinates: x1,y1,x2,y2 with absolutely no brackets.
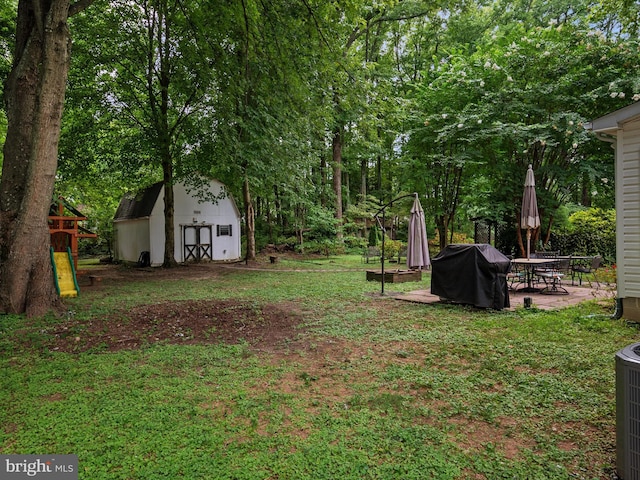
526,229,531,259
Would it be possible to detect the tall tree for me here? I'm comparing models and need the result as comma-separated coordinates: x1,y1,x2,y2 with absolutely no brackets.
402,2,639,252
0,0,93,316
203,0,330,260
304,0,440,235
69,0,221,267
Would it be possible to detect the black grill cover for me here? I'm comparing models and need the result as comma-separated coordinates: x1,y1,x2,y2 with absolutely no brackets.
431,244,511,310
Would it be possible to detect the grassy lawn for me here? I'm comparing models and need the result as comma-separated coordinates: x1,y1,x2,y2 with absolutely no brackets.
0,254,634,479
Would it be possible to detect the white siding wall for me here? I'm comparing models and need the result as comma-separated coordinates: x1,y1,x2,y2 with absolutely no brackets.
619,120,640,299
148,198,166,266
113,219,150,264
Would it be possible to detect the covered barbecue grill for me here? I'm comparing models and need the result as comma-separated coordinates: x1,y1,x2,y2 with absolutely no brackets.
431,244,511,310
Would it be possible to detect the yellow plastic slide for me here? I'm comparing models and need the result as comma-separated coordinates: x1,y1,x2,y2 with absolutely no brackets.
51,248,79,298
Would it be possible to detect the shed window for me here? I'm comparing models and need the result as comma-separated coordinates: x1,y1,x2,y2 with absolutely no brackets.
217,224,232,236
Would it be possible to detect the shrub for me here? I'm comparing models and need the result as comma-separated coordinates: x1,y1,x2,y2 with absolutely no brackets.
599,264,617,285
344,235,367,253
382,238,403,260
549,208,616,262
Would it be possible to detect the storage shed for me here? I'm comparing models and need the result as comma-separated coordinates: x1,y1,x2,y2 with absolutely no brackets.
113,180,241,266
589,102,640,321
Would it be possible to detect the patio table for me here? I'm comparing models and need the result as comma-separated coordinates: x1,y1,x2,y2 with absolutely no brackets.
511,258,558,292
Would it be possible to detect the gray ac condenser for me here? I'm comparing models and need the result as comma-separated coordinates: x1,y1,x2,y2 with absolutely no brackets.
616,343,640,479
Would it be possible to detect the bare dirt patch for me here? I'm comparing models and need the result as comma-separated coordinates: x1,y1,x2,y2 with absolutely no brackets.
49,299,305,353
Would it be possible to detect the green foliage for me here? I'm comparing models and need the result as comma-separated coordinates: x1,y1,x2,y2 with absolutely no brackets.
343,235,367,253
9,0,633,270
0,0,16,170
550,208,616,261
0,0,15,86
403,8,634,245
568,208,616,237
382,238,403,260
305,204,340,240
368,225,381,247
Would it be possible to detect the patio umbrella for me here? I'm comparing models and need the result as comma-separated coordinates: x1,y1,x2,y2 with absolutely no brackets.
521,164,541,259
407,194,431,270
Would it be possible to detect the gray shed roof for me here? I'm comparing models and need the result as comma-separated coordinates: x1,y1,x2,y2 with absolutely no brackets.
114,182,163,221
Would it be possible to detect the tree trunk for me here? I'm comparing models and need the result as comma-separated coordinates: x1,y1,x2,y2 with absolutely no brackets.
360,158,367,200
157,0,176,268
0,0,74,316
243,176,256,262
516,216,525,257
436,216,449,249
162,160,177,267
319,154,327,207
581,173,591,206
375,153,382,194
332,124,343,240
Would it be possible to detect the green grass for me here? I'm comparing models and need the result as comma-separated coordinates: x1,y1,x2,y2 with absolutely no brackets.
0,255,634,479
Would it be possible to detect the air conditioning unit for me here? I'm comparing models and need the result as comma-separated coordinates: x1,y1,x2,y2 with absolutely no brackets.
616,343,640,480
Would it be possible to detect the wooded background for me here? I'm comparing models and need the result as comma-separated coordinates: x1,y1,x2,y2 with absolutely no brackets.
0,0,633,313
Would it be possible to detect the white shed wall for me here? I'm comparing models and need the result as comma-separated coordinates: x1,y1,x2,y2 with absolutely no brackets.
113,219,150,264
148,199,166,266
145,181,241,266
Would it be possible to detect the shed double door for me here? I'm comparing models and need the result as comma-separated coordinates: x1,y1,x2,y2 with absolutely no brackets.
182,224,213,262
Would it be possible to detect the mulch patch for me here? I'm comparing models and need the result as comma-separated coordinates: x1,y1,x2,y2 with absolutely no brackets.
48,299,305,353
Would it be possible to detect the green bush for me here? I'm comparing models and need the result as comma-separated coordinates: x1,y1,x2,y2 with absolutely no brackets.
549,208,616,262
382,238,403,260
569,208,616,237
344,235,367,253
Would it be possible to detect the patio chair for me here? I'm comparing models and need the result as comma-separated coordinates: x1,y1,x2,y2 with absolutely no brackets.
536,257,570,295
532,251,559,279
508,267,527,291
506,256,526,291
571,255,602,287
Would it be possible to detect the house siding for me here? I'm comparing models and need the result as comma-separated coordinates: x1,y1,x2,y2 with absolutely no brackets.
617,120,640,298
591,102,640,322
620,120,640,308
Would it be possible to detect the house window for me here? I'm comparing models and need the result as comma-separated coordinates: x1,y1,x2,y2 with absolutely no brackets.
217,224,232,236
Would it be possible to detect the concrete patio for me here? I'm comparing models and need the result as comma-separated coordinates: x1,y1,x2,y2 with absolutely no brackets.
392,283,615,311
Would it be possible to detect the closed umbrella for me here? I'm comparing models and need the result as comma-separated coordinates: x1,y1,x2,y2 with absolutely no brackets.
521,164,541,259
407,194,431,270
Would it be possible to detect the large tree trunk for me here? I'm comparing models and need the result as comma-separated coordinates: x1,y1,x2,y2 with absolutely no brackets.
162,160,177,267
243,176,256,262
0,0,74,316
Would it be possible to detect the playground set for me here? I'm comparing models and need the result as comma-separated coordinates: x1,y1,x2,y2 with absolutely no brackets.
48,196,97,298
